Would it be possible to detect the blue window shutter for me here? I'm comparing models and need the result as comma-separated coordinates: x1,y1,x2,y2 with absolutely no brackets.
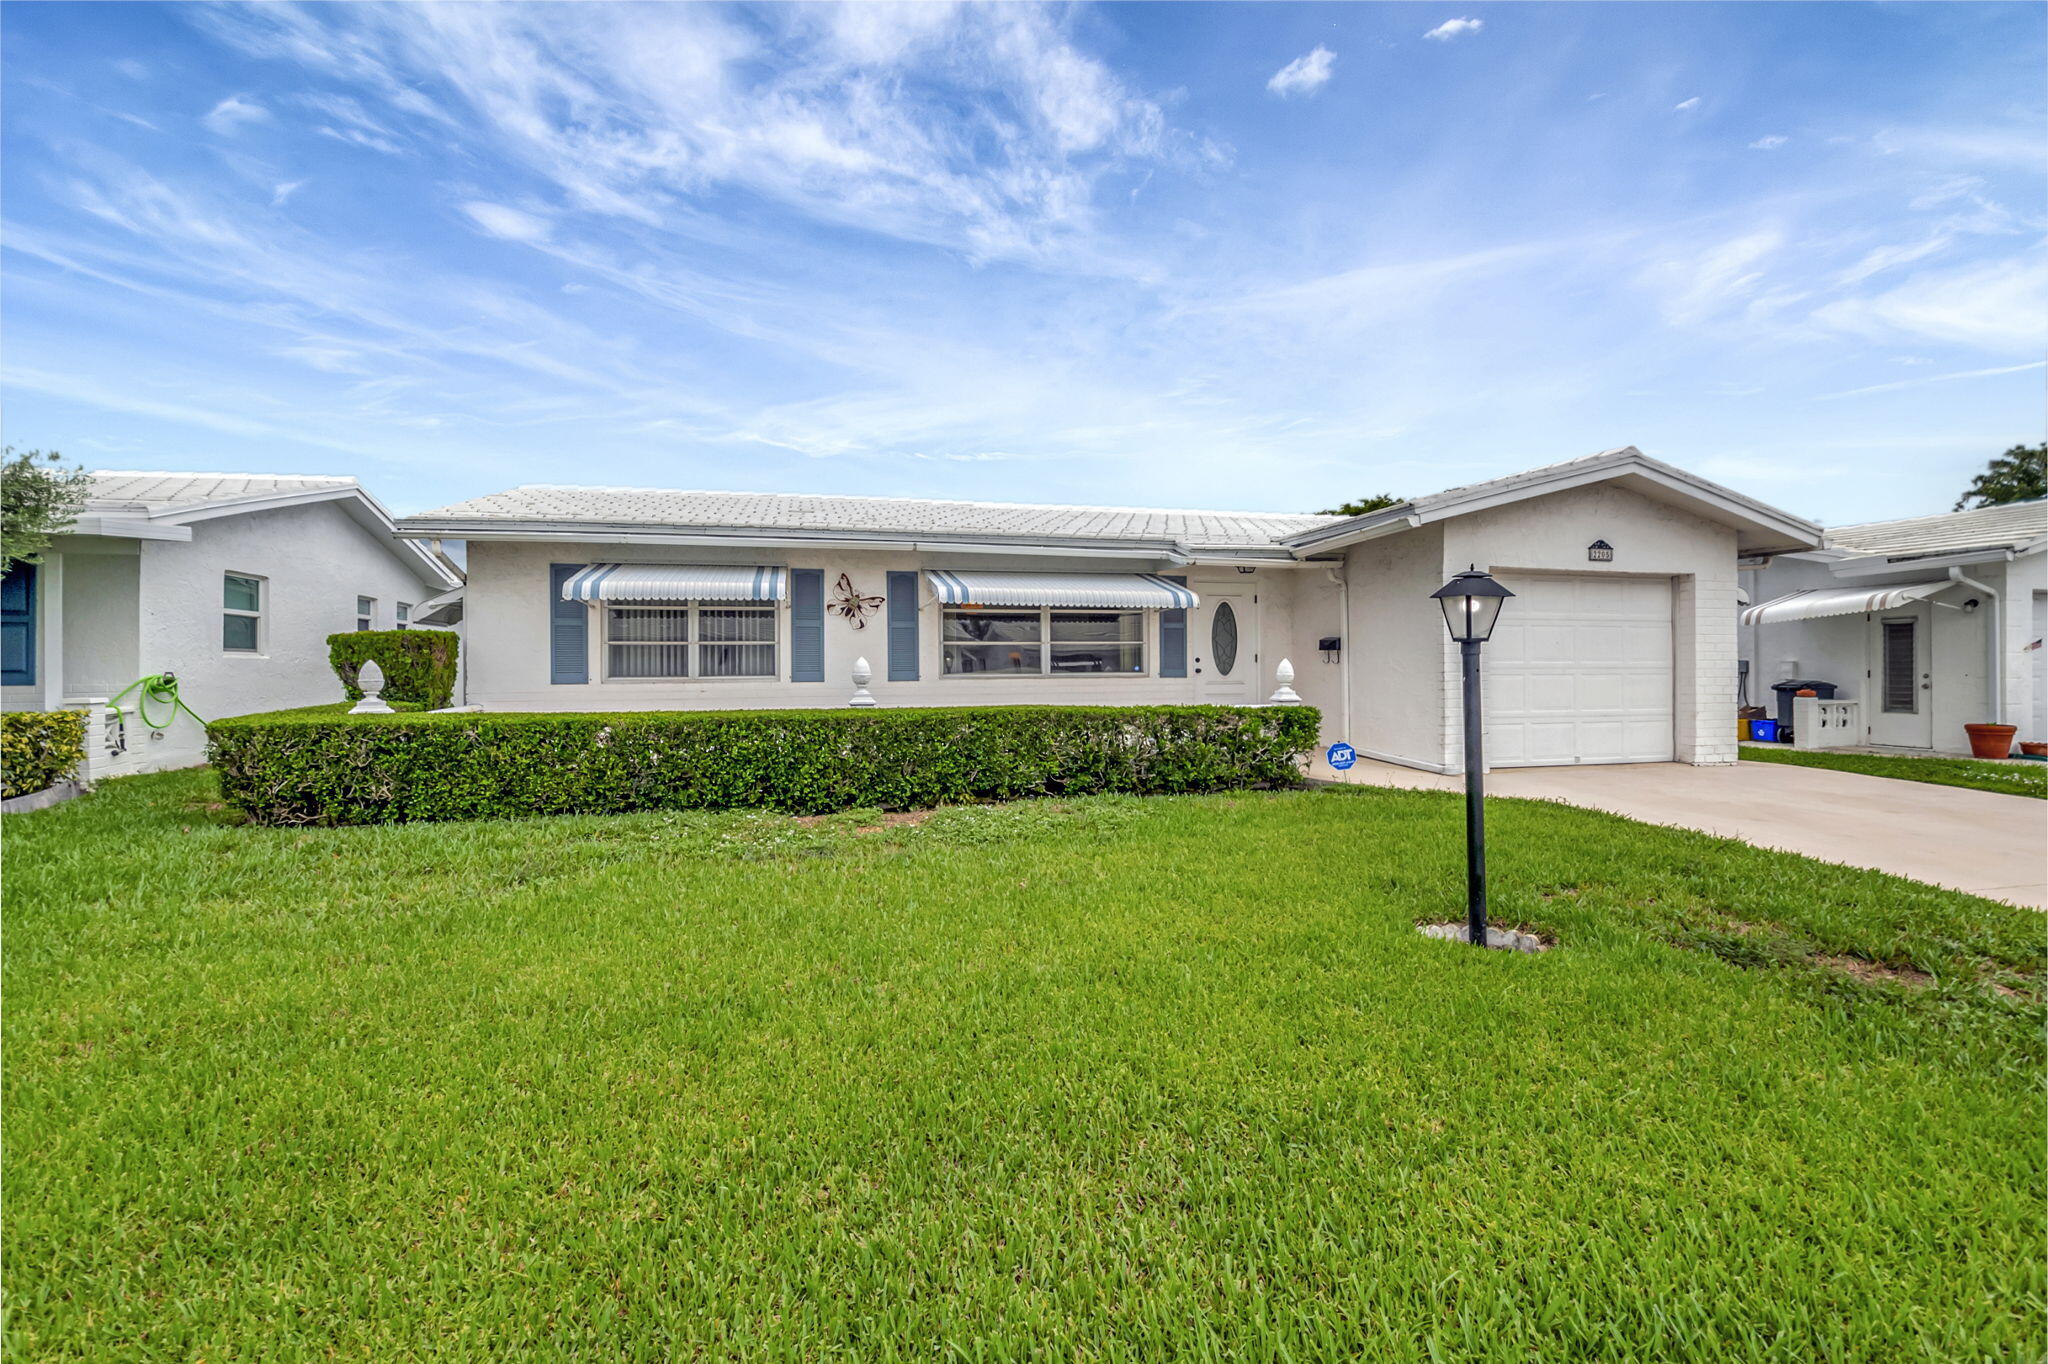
549,564,588,684
790,569,824,681
887,571,919,681
1,561,36,687
1158,574,1188,678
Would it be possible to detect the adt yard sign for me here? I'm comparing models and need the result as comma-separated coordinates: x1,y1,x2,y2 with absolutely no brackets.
1327,742,1357,770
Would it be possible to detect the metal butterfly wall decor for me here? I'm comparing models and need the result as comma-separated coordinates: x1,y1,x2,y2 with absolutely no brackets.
826,573,885,628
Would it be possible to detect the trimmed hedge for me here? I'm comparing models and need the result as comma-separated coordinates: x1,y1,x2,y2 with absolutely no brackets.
328,630,459,711
2,709,87,800
208,704,1322,826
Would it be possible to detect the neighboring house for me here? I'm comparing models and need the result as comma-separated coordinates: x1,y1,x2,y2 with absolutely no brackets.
1740,499,2048,754
395,447,1820,773
1,472,462,777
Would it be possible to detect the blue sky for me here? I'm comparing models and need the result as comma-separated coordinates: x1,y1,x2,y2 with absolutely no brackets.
3,2,2042,524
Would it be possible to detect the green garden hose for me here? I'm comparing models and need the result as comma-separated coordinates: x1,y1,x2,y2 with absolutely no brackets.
108,672,208,733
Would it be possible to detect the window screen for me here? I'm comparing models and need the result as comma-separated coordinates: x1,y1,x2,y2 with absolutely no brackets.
606,603,774,679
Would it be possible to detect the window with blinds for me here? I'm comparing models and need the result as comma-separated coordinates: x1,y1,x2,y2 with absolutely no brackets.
606,603,775,679
1881,619,1917,713
941,608,1146,676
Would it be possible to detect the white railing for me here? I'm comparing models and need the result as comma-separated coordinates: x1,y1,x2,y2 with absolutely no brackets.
1792,695,1861,750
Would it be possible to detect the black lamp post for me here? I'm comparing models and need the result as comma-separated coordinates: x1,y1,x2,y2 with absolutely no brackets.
1430,566,1515,946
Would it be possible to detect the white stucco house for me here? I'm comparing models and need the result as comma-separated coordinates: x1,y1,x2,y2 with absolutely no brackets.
1740,498,2047,754
2,472,462,777
394,447,1822,773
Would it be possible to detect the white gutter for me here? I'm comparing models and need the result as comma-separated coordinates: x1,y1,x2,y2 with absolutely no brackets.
1948,562,2007,724
1287,513,1421,557
393,522,1304,567
1833,545,2025,579
59,514,194,542
396,522,1190,557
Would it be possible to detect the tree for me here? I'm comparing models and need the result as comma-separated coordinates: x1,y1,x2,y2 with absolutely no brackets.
1954,444,2045,511
2,448,92,569
1317,493,1403,517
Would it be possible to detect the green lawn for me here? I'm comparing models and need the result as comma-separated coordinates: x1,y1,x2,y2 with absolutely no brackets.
6,770,2042,1361
1740,742,2048,798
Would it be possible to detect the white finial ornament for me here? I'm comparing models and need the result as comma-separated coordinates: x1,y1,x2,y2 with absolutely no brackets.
1266,658,1303,706
351,659,395,713
849,656,877,707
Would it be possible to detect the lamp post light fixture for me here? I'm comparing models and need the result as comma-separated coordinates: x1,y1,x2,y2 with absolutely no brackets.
1430,566,1515,946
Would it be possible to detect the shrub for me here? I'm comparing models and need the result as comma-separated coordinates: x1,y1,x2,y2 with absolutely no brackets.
209,704,1322,826
327,630,459,711
2,709,88,800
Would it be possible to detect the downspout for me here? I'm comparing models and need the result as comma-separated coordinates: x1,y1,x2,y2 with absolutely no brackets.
1739,565,1758,708
1327,563,1351,741
1949,562,2006,724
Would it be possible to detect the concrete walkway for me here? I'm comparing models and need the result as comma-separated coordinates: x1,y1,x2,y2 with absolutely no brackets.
1307,756,2048,909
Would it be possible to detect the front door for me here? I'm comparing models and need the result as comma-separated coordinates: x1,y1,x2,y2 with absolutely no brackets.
1867,609,1932,749
1194,593,1258,704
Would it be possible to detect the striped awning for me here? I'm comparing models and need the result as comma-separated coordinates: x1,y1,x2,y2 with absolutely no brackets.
561,564,788,603
924,570,1198,610
1741,580,1951,626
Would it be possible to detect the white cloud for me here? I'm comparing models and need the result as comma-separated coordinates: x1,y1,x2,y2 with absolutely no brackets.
8,365,385,460
271,179,307,207
1813,253,2048,354
202,94,270,135
1748,135,1787,150
318,124,405,156
1423,18,1483,41
1673,97,1701,112
461,202,551,242
200,2,1185,268
299,93,407,155
1835,235,1954,288
1820,360,2045,400
1267,46,1335,98
278,343,369,374
1640,228,1783,325
35,157,637,398
1873,124,2044,167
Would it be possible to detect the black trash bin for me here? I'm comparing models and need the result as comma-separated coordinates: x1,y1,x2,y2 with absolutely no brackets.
1770,678,1838,730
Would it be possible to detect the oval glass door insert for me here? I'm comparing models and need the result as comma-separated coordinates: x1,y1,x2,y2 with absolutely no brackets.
1211,602,1239,676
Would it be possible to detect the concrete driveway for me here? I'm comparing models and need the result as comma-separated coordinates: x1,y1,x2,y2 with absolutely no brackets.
1307,755,2048,909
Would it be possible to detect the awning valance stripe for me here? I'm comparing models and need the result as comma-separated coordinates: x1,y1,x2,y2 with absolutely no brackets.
1740,580,1952,626
924,570,1199,610
562,563,788,603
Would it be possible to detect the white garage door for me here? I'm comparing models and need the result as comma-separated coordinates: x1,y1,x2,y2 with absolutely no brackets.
1485,573,1674,766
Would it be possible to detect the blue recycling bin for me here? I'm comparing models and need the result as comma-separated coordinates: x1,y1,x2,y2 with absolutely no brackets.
1749,718,1780,743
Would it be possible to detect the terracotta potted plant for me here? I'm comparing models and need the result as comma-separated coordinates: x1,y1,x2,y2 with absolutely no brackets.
2021,741,2047,758
1964,723,2018,760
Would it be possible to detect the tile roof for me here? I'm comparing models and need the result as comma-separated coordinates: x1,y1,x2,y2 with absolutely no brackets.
403,485,1344,550
86,471,358,512
74,471,462,587
1279,445,1822,556
1826,499,2046,557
